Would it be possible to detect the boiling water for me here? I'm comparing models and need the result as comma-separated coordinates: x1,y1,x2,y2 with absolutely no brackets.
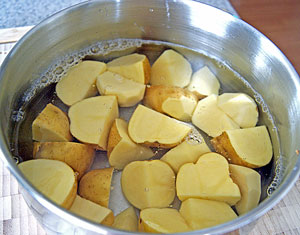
10,39,282,214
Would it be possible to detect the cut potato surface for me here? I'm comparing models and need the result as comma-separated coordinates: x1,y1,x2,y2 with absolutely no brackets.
139,208,190,233
56,60,107,106
107,53,151,84
107,119,153,170
211,126,273,168
32,103,73,142
229,164,261,215
96,71,146,107
70,195,114,226
18,159,77,209
179,198,237,230
192,94,240,137
176,152,241,205
128,105,191,148
121,160,176,209
150,49,192,87
68,96,119,150
113,207,138,232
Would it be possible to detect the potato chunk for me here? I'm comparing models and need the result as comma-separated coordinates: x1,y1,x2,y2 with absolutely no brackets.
121,160,175,209
33,142,94,179
150,49,192,87
192,94,240,137
32,103,73,142
176,153,241,205
211,126,273,168
128,105,191,148
18,159,77,209
113,207,138,232
179,198,237,230
107,53,151,84
68,96,119,150
139,208,190,233
79,167,114,208
229,164,261,215
96,71,146,107
107,119,153,170
56,61,107,106
70,195,114,226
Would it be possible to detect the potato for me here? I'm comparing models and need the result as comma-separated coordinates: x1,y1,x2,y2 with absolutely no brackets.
143,85,198,121
79,167,114,208
161,139,211,173
56,60,107,106
32,103,73,142
139,208,190,233
187,66,220,99
107,119,154,170
179,198,237,230
229,164,261,215
192,94,240,137
33,142,94,179
68,96,119,150
150,49,192,87
121,160,175,209
69,195,114,226
176,152,241,205
112,207,138,232
128,105,191,148
218,93,258,128
211,126,273,168
18,159,77,209
107,53,151,84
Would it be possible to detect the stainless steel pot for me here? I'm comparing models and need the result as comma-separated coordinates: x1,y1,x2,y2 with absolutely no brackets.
1,0,300,234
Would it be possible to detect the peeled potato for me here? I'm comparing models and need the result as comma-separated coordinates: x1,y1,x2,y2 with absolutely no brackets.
107,118,153,170
211,126,273,168
56,60,107,106
32,103,73,142
139,208,190,233
96,71,146,107
192,94,240,137
150,49,192,87
79,167,114,208
70,195,114,226
113,207,138,232
121,160,176,209
107,53,151,84
176,152,241,205
33,142,94,179
68,96,119,150
18,159,77,209
128,105,191,148
179,198,237,230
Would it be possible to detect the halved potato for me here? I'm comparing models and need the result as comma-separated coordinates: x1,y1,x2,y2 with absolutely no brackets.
68,96,119,150
56,60,107,106
18,159,77,209
33,142,94,179
107,119,154,170
32,103,73,142
107,53,151,84
128,105,191,148
211,126,273,168
78,167,114,208
96,71,146,107
121,160,176,210
113,207,138,232
150,49,192,87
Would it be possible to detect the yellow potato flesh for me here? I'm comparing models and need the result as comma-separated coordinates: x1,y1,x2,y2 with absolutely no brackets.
121,160,176,209
18,159,77,209
56,61,107,106
113,207,138,232
176,153,241,205
139,208,190,233
179,198,237,230
68,96,119,150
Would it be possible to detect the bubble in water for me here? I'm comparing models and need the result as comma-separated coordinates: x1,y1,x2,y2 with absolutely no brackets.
54,66,64,75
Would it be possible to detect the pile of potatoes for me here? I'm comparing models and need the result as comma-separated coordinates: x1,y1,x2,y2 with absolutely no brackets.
18,49,273,233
